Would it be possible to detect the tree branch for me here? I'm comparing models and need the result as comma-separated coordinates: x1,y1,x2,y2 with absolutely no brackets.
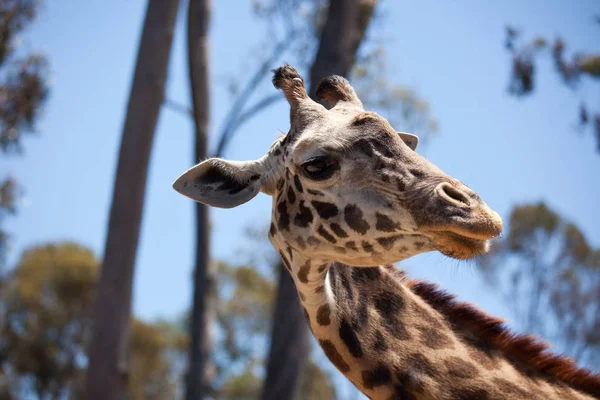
213,29,296,158
163,98,193,117
216,93,283,156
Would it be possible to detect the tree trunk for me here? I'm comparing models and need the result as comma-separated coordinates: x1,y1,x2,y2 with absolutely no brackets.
262,264,311,400
84,1,180,399
185,1,215,400
309,0,376,99
262,1,377,399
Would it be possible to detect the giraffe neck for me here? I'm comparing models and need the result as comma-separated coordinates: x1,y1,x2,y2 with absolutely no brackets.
279,247,596,400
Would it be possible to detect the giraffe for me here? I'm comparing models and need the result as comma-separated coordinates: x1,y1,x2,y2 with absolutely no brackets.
173,65,600,399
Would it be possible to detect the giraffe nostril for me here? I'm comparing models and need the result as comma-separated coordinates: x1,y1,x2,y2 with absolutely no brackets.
437,183,471,207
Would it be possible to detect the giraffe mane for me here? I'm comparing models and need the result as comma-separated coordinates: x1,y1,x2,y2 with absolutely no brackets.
385,267,600,397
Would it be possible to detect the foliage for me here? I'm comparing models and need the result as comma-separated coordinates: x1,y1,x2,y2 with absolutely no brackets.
298,359,336,400
128,319,184,400
0,243,185,399
0,0,50,265
504,22,600,152
0,243,95,399
479,202,600,368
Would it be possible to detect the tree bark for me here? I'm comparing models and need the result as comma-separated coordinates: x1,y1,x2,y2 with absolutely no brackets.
185,1,215,400
309,0,376,99
84,1,180,399
262,264,310,400
262,1,377,399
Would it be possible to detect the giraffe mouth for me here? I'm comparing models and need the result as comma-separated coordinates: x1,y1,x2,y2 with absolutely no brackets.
429,231,491,260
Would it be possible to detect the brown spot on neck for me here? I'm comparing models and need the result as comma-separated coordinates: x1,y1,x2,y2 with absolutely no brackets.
319,340,350,373
296,260,311,283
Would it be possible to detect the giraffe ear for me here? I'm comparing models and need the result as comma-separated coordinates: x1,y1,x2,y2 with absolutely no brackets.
398,132,418,151
173,158,265,208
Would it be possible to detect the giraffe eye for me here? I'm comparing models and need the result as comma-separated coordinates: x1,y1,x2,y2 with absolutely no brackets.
301,156,338,180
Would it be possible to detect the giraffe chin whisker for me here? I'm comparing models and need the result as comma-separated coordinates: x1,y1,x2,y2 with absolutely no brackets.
428,230,490,260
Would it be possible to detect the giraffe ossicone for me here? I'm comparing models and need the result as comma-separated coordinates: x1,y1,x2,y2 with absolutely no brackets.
174,65,600,399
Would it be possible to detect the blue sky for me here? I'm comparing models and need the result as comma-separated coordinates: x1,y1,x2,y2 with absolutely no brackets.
5,0,600,339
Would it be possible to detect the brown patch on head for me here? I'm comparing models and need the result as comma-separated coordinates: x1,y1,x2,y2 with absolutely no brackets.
276,178,285,192
376,235,404,250
330,223,348,238
361,241,375,253
306,236,320,247
344,204,370,234
294,200,313,227
311,200,339,219
345,241,358,251
277,201,290,231
317,225,337,243
307,188,324,196
375,212,401,232
407,280,600,397
293,174,303,193
319,340,350,373
286,186,296,204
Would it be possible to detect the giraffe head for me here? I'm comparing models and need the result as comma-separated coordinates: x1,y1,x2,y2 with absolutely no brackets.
174,65,502,265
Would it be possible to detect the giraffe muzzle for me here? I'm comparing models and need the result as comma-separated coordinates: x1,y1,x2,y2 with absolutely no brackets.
431,182,503,239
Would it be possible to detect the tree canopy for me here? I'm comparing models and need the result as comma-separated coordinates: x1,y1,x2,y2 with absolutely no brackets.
505,21,600,152
0,0,49,265
0,243,186,399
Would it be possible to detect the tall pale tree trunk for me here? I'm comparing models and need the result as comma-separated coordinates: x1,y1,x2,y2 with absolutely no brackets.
185,1,215,399
261,1,377,399
84,1,180,399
